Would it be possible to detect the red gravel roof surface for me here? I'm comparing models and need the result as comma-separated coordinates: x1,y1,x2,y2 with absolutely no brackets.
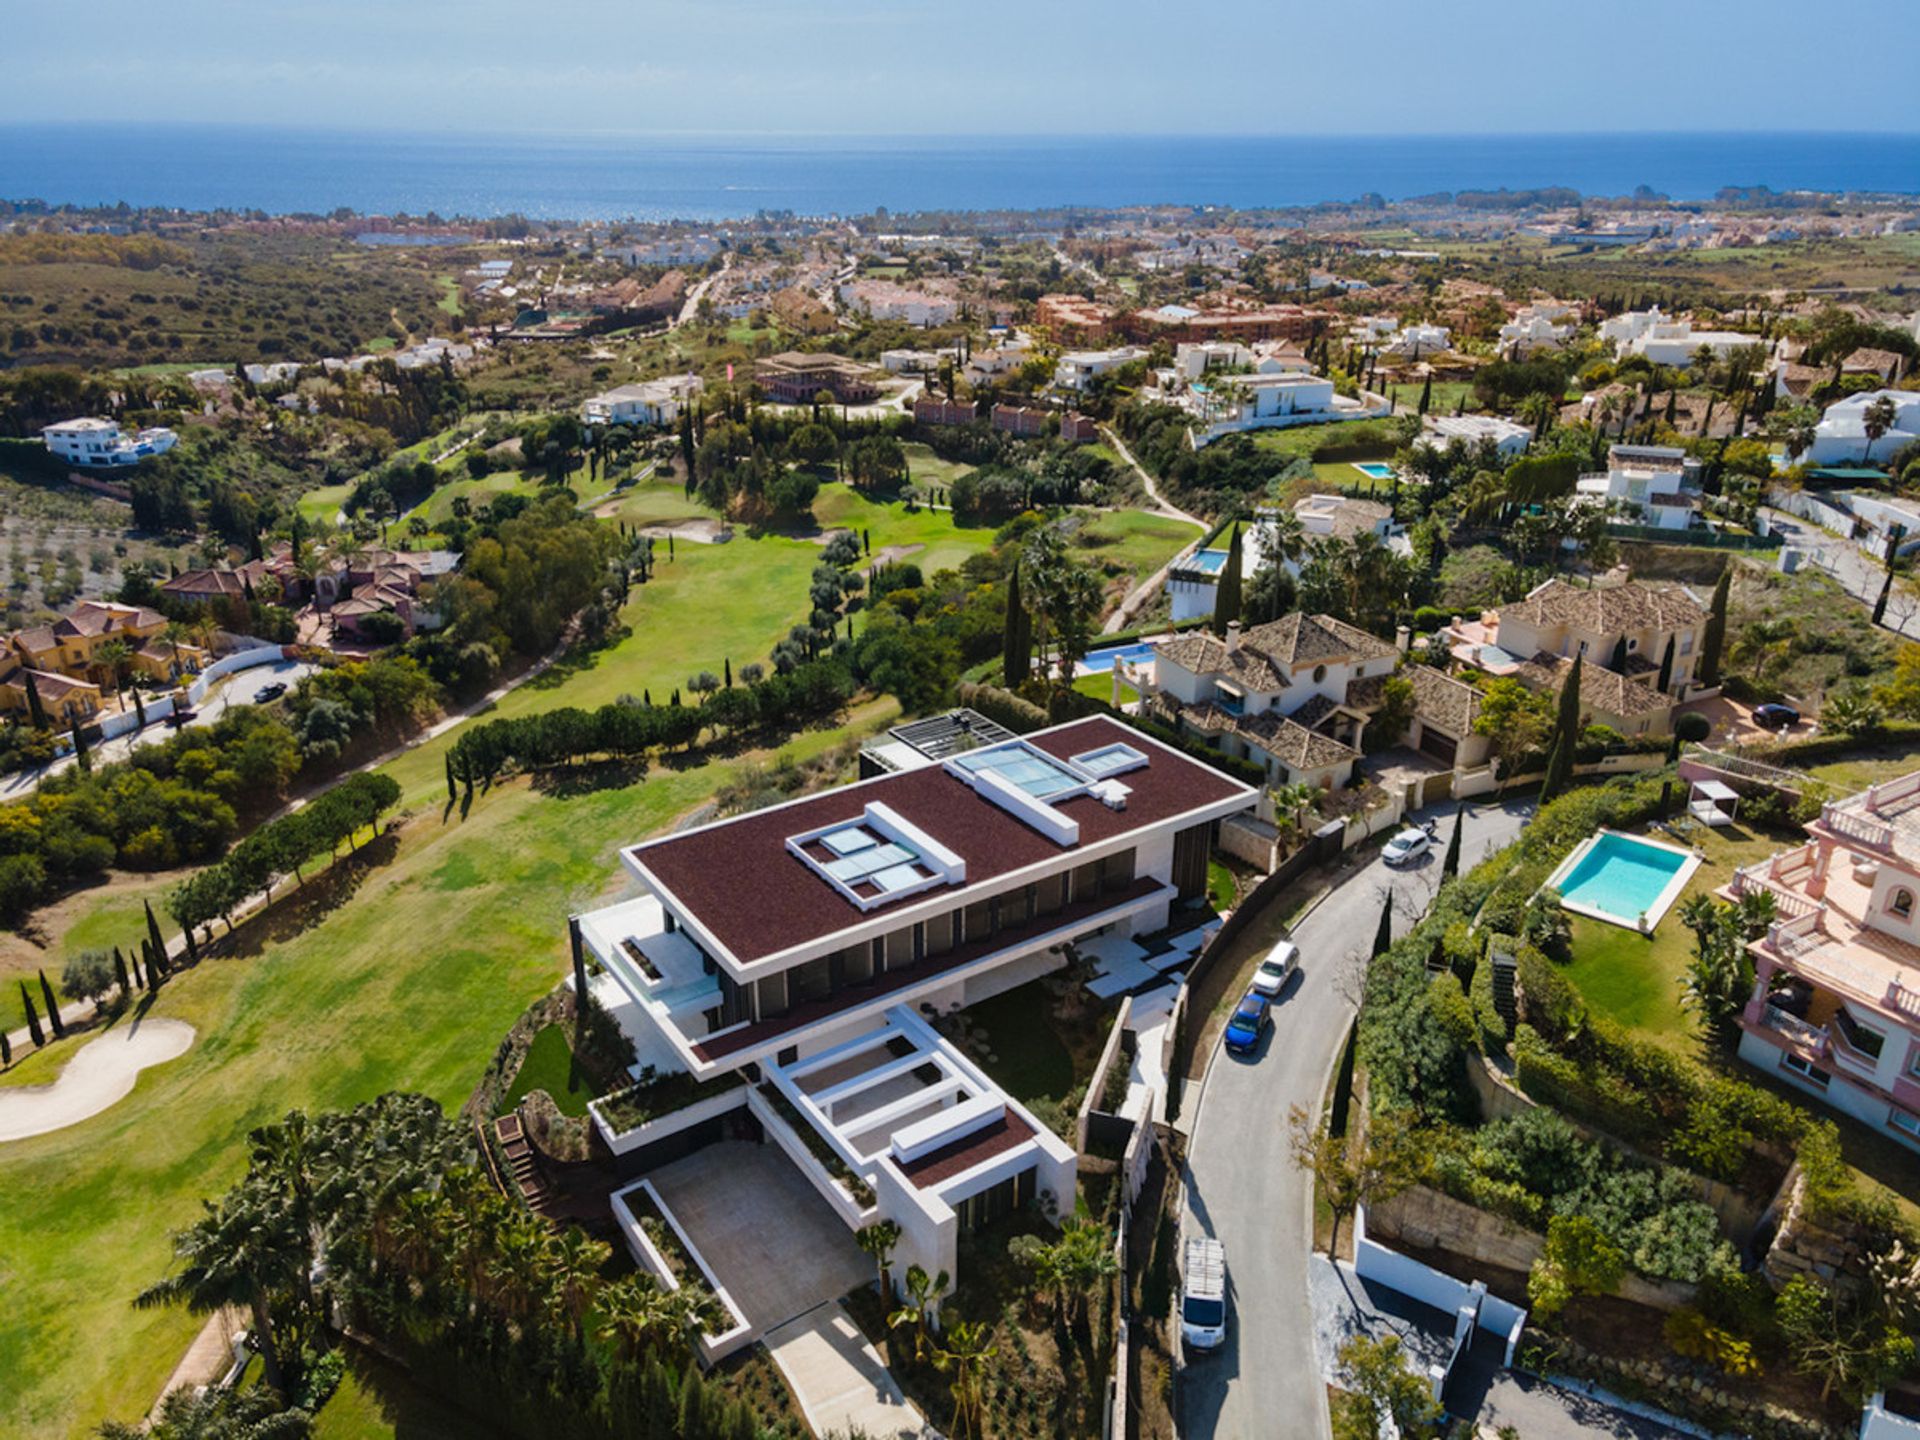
631,716,1250,965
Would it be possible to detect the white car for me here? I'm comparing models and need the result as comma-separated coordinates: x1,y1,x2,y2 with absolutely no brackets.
1250,938,1300,996
1381,827,1433,868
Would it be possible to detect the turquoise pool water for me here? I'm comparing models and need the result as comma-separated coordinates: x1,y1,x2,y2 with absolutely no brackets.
1552,833,1690,924
1082,641,1160,674
1182,548,1230,575
1353,461,1395,480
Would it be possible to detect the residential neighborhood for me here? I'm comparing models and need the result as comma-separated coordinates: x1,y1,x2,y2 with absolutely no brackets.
4,36,1920,1440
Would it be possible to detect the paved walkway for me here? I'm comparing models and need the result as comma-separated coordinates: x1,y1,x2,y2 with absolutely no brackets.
0,1015,194,1142
149,1307,245,1422
1097,426,1209,635
765,1302,928,1440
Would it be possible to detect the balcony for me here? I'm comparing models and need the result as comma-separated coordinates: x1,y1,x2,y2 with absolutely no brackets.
691,875,1172,1066
580,895,721,1028
1761,1003,1828,1054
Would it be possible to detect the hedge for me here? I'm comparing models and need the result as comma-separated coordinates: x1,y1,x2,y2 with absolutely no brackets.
954,680,1048,734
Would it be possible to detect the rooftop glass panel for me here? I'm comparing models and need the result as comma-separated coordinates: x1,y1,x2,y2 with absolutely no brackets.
1072,742,1149,779
872,862,926,893
822,826,878,856
952,745,1084,799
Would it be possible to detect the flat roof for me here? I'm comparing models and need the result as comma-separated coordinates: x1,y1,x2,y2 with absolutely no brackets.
631,715,1251,966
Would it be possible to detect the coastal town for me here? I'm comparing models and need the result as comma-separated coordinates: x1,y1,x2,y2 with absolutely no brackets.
5,174,1920,1440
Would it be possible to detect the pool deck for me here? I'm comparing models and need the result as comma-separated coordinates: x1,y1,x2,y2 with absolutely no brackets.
1545,828,1703,934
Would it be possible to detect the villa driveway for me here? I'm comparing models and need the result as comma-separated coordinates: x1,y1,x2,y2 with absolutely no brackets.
646,1139,871,1334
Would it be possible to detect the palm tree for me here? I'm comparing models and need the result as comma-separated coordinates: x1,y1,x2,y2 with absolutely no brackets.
888,1262,951,1361
856,1218,902,1300
597,1272,679,1365
1862,395,1900,465
1266,781,1321,856
543,1225,610,1345
932,1318,999,1439
137,1189,303,1393
92,637,132,701
485,1214,552,1321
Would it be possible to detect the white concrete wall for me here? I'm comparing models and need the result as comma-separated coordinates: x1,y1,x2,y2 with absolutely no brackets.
1863,1394,1920,1440
871,1155,957,1296
590,1080,748,1157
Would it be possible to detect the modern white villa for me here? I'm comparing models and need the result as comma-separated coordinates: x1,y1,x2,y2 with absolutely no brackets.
1166,496,1411,622
571,715,1255,1302
1575,443,1703,530
1599,307,1757,366
1383,323,1452,358
1807,389,1920,467
1054,346,1150,392
41,417,178,468
1497,305,1573,352
581,375,706,427
1421,414,1534,458
1724,771,1920,1152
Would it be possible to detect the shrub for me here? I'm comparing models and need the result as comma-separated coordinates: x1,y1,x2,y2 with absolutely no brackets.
1664,1308,1763,1376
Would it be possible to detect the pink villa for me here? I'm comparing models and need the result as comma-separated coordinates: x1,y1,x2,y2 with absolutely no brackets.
1725,772,1920,1150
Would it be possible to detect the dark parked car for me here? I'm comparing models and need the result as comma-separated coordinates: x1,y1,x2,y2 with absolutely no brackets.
1753,703,1800,732
1224,991,1271,1056
254,682,288,703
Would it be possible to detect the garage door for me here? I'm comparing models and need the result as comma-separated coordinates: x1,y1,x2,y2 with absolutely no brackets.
1418,725,1458,765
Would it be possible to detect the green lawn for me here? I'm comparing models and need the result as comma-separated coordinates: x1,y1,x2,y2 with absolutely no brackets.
497,1024,592,1118
1560,821,1792,1054
296,481,356,527
0,868,187,990
1069,509,1198,590
1804,735,1920,794
1250,417,1401,463
959,981,1077,1109
1072,671,1136,708
314,1345,512,1440
812,482,994,578
900,441,974,493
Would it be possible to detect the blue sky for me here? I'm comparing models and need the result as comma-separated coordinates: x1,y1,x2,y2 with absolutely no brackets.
8,0,1919,136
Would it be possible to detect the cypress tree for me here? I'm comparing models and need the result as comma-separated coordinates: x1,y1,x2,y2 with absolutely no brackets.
1213,523,1244,633
1,1025,10,1068
724,657,733,688
1442,805,1464,880
1371,893,1394,958
113,946,130,998
23,668,47,730
39,969,64,1038
1002,563,1031,687
1699,568,1730,687
20,981,44,1047
1608,635,1628,673
133,687,147,727
1540,657,1582,804
1657,635,1675,694
446,751,457,804
145,900,167,968
1417,373,1432,415
677,1365,708,1437
70,720,90,775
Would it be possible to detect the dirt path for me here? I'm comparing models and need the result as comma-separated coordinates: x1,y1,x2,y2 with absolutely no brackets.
1101,425,1208,530
0,1016,194,1142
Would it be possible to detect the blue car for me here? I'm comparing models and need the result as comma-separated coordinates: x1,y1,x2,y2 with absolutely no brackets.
1224,991,1271,1055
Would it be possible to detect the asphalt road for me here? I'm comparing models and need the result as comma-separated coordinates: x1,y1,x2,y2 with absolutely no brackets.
1178,795,1532,1440
1761,506,1920,641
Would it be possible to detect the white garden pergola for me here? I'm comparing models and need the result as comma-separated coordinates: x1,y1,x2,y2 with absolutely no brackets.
1688,779,1741,828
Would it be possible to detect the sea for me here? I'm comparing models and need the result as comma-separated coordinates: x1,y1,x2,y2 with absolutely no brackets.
2,125,1917,223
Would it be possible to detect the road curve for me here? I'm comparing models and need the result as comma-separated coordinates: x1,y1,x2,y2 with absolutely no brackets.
1178,796,1531,1440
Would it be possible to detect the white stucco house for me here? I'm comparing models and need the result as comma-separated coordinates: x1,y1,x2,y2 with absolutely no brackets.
1384,324,1451,358
1575,444,1703,530
1421,414,1533,458
1054,346,1149,392
41,417,178,468
581,374,706,427
1807,390,1920,467
1600,307,1758,366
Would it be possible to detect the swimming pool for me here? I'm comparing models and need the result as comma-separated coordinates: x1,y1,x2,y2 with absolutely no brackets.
1545,830,1702,932
1179,548,1230,575
1081,640,1162,674
1353,461,1396,481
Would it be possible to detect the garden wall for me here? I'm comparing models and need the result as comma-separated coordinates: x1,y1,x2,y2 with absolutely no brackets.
1368,1183,1696,1313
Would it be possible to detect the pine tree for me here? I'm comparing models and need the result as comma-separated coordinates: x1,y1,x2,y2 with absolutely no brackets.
20,981,44,1047
1372,893,1394,957
22,668,47,730
1442,805,1464,880
38,969,64,1038
1657,635,1675,694
1699,567,1730,687
1213,523,1244,633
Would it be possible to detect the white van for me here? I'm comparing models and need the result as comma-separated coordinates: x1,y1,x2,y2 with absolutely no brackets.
1180,1236,1227,1350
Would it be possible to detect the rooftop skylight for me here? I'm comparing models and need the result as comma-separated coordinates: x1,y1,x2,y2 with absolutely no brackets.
949,743,1087,801
787,802,966,911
